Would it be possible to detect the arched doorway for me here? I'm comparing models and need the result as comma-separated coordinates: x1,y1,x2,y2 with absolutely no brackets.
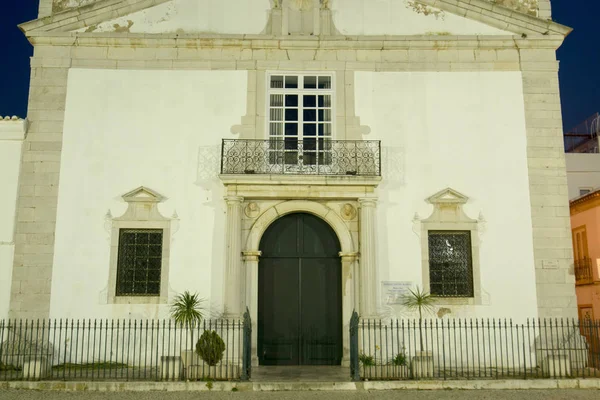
258,212,342,365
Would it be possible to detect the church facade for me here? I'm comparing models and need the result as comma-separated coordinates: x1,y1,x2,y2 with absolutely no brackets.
0,0,576,365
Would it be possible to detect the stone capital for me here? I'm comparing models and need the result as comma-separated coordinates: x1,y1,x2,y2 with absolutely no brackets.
243,250,262,262
225,196,244,205
339,251,358,262
358,198,377,208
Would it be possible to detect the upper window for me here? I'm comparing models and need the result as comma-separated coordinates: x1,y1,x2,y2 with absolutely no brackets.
579,188,592,196
268,74,334,169
428,231,474,298
116,228,164,296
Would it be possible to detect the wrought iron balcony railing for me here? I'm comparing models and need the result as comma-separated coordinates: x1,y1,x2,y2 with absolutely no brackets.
575,257,594,285
220,139,381,176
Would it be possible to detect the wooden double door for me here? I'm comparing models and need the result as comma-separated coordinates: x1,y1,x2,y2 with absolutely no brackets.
258,213,342,365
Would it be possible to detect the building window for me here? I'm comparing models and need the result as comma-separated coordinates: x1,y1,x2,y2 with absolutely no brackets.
116,229,163,296
428,231,474,298
418,188,482,304
107,186,172,304
579,188,592,196
268,73,333,169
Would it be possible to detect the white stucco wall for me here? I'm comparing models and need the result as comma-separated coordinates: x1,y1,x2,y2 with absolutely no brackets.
0,139,23,320
355,71,538,320
566,153,600,200
53,68,536,321
52,68,247,319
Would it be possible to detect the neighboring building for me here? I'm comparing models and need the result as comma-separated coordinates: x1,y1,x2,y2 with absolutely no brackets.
566,114,600,336
1,0,577,366
566,113,600,199
570,192,600,322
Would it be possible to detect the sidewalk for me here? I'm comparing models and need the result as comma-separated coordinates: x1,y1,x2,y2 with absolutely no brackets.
3,378,600,392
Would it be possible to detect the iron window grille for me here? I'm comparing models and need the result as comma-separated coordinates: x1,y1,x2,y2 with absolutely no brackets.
428,230,474,298
116,229,163,296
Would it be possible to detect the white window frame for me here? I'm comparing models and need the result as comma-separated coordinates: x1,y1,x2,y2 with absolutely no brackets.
265,72,336,173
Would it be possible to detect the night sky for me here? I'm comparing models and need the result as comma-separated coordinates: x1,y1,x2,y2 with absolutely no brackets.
0,1,598,132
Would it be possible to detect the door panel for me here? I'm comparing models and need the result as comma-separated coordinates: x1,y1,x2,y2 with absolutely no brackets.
300,258,342,365
258,257,300,365
258,213,342,366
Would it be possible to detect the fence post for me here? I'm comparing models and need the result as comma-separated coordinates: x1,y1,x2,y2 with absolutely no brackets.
350,310,360,381
241,308,252,381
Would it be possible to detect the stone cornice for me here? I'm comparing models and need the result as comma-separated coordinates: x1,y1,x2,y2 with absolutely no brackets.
24,32,566,50
418,0,571,36
20,0,171,33
570,189,600,216
0,118,28,141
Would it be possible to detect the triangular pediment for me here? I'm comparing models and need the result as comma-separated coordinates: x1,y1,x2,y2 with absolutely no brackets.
122,186,165,203
20,0,571,37
427,188,469,205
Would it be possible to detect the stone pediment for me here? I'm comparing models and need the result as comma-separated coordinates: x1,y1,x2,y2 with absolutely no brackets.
21,0,570,37
427,187,469,205
122,186,165,203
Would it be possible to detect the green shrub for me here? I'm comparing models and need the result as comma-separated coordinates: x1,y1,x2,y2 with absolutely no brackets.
392,351,407,366
359,352,375,366
195,330,226,366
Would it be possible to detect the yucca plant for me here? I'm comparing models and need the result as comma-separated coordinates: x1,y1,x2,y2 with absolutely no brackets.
170,291,205,351
401,286,436,351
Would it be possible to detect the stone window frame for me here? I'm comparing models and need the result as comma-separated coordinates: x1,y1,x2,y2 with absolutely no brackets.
420,188,482,306
107,187,172,305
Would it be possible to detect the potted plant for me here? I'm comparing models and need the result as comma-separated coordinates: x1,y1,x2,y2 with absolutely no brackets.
169,291,205,380
401,286,436,378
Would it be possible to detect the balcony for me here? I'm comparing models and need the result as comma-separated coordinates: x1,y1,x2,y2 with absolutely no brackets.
220,139,381,176
575,257,594,285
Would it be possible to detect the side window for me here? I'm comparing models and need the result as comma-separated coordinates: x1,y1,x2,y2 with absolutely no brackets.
428,231,474,298
107,187,172,304
116,229,164,296
419,188,482,305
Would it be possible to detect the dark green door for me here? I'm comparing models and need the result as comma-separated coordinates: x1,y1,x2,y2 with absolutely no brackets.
258,213,342,365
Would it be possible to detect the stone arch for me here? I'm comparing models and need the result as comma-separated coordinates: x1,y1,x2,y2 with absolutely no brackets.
245,200,354,254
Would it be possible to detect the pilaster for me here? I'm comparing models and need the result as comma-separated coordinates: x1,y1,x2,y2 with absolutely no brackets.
223,196,244,318
9,62,69,319
358,198,378,318
520,49,577,318
242,250,261,366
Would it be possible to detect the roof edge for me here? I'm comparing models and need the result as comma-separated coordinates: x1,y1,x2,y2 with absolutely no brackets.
19,0,572,38
19,0,171,34
419,0,572,37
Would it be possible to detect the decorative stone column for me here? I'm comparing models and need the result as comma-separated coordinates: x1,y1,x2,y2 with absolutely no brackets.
243,250,261,366
339,251,358,366
358,198,378,318
223,196,244,318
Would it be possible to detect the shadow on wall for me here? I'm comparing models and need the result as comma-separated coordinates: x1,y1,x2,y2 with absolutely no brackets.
195,144,227,316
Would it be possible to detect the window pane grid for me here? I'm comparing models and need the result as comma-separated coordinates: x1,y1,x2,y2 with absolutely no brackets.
428,231,474,298
268,74,334,169
116,229,163,296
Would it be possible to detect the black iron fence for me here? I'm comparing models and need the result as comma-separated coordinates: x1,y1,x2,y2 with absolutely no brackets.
220,139,381,176
0,315,252,382
349,312,600,381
